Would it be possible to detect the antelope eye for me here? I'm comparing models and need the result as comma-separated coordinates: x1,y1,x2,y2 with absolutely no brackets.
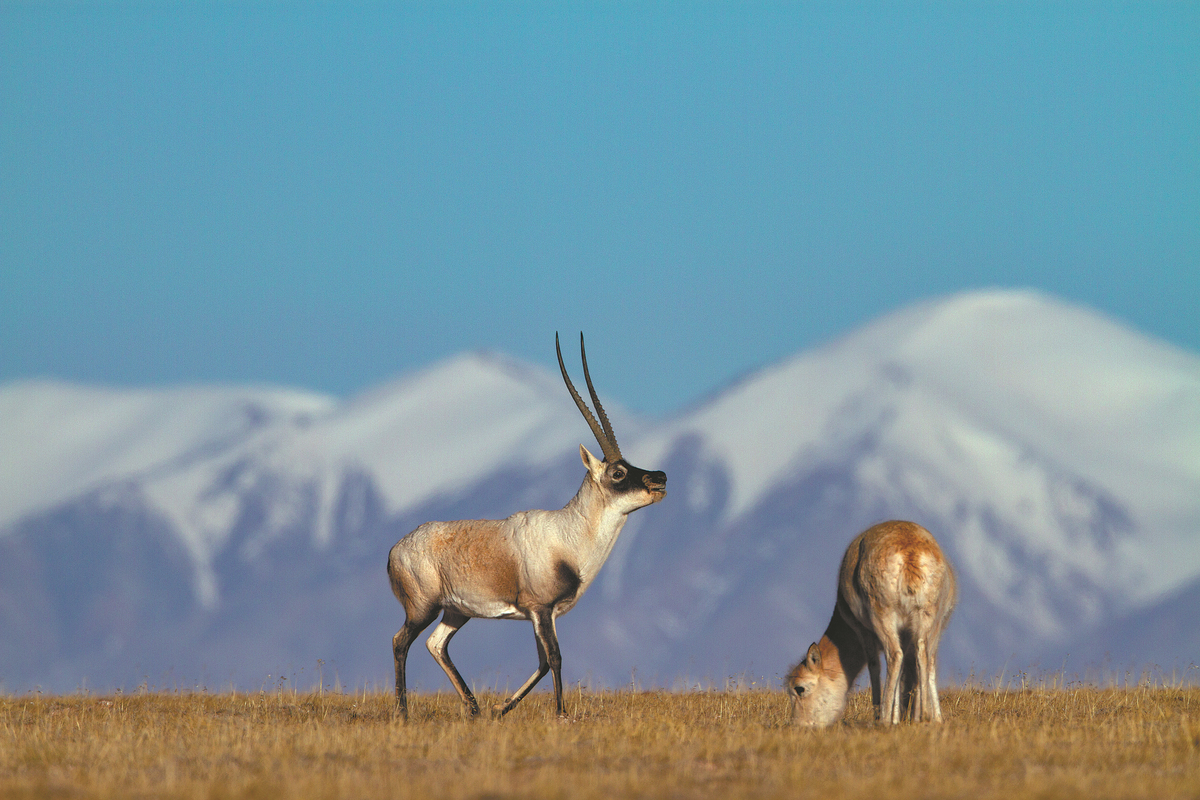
612,468,626,481
793,685,805,697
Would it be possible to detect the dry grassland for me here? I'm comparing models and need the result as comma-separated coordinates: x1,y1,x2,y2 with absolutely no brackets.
2,684,1198,799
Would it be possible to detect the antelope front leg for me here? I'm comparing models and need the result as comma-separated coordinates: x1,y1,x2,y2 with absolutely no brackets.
531,608,566,717
494,622,550,718
864,643,882,720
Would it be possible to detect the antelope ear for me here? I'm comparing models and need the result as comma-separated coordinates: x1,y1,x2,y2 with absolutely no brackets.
805,643,822,667
580,444,605,479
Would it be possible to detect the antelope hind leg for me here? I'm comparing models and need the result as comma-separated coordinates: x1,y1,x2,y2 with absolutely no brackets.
876,626,905,725
913,637,929,722
926,632,944,723
425,611,480,717
393,611,438,721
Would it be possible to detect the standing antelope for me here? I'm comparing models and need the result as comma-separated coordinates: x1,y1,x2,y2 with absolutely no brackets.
786,520,956,727
387,333,667,720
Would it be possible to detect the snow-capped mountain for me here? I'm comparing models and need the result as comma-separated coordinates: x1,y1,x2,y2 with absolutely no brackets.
576,290,1200,683
2,290,1197,693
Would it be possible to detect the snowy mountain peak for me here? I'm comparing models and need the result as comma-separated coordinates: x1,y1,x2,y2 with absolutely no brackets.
0,380,336,533
634,290,1200,524
2,291,1198,692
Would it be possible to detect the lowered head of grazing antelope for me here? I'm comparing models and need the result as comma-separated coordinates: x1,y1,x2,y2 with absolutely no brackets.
387,333,666,721
785,630,858,728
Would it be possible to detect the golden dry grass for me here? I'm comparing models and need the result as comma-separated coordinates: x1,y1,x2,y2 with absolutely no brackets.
1,684,1198,799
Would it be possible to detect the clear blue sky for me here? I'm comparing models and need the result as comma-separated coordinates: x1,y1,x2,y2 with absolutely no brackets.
2,3,1196,415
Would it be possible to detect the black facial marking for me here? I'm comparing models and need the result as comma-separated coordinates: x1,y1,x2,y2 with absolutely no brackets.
609,460,667,495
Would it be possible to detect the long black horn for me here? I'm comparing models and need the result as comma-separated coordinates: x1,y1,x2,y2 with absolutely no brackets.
556,332,621,462
579,333,622,461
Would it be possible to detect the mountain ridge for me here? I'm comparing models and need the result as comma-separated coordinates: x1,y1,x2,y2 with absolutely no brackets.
2,289,1197,692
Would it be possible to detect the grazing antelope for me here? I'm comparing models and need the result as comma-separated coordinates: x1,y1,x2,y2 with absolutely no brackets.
786,520,956,727
387,333,667,720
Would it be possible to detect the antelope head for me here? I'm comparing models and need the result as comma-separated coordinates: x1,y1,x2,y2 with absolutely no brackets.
786,642,849,727
557,333,667,512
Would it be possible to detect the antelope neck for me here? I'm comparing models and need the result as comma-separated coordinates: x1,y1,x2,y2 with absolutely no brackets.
821,603,870,684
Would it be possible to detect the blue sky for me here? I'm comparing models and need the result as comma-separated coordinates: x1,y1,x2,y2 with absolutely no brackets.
2,3,1196,415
